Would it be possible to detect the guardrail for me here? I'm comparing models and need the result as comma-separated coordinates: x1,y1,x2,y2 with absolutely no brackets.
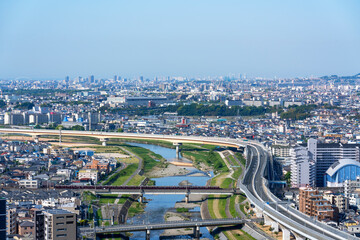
239,183,334,240
79,218,255,234
55,185,224,190
245,144,358,240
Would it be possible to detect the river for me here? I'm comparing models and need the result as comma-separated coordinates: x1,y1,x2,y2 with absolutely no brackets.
126,142,214,239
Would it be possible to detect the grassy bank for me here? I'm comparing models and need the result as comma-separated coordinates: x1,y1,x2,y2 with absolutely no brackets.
110,138,175,149
103,163,138,185
128,201,146,217
206,151,255,240
183,150,228,173
122,144,167,174
235,152,247,166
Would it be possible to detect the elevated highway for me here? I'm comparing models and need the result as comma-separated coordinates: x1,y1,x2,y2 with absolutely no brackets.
241,144,358,240
0,128,244,148
0,128,357,240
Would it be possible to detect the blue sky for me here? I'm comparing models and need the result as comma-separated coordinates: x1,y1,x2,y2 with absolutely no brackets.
0,0,359,79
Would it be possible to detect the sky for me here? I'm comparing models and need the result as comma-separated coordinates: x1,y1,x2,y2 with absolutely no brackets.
0,0,359,79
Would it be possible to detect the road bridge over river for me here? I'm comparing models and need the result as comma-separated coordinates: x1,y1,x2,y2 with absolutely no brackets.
0,128,358,240
79,218,260,240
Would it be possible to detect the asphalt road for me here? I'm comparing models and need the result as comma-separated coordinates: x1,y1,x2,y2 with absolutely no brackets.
243,144,357,240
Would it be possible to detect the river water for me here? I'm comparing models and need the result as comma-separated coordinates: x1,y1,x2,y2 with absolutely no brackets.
126,142,214,239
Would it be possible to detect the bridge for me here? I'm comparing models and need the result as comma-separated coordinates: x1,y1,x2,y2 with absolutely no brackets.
0,128,358,240
55,185,238,203
79,218,260,240
0,128,244,149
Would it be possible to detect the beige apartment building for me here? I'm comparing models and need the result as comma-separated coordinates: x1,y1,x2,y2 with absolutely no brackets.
299,187,336,221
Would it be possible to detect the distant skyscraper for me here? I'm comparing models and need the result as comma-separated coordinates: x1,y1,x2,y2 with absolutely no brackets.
140,76,144,82
65,76,69,83
114,75,118,81
89,75,95,83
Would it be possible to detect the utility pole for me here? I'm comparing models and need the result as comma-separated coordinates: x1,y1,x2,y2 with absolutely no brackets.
59,126,62,147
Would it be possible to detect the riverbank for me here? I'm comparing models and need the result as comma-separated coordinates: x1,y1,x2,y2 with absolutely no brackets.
146,164,190,177
85,140,223,239
123,142,214,239
204,150,257,240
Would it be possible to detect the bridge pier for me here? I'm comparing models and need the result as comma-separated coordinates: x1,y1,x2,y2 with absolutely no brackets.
173,142,182,159
100,138,109,146
185,192,190,203
253,206,263,218
145,229,151,240
139,189,145,203
264,215,279,232
263,215,271,226
33,135,40,143
193,226,200,240
279,223,291,240
272,222,279,232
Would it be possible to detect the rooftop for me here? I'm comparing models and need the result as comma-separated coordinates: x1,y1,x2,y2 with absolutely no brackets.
44,209,73,215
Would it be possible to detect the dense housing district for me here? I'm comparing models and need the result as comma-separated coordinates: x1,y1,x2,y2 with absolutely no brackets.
1,73,360,239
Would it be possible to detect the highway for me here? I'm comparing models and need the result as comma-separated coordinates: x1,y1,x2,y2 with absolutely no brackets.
0,128,358,239
242,144,358,240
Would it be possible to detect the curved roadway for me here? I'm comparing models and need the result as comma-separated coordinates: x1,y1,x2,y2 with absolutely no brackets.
242,144,358,240
0,128,357,240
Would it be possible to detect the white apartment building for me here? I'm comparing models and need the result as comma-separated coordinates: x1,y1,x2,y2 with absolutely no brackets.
290,145,315,188
57,169,72,179
344,177,360,198
323,192,349,213
19,179,39,189
78,169,98,183
271,144,291,157
348,193,360,208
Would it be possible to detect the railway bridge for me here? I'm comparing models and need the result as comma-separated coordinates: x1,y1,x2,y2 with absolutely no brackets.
55,185,239,203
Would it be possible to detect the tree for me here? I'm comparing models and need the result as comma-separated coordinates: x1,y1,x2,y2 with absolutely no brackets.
15,102,34,110
47,123,58,129
34,124,41,129
71,125,85,131
55,125,64,130
117,128,123,132
0,100,6,109
284,171,291,184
